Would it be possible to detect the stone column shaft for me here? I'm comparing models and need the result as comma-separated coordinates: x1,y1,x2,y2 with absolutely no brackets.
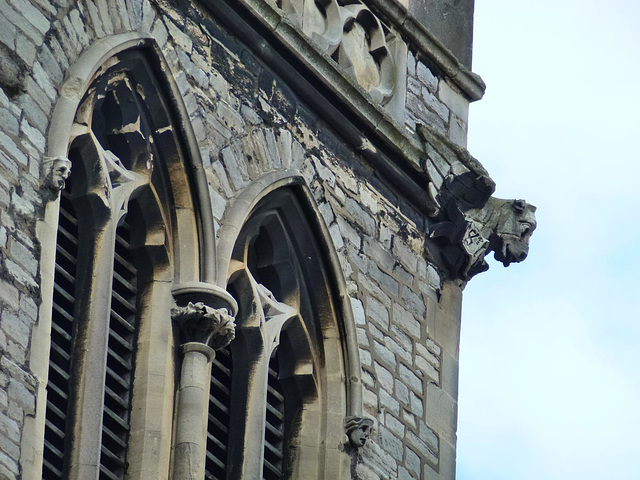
173,342,215,480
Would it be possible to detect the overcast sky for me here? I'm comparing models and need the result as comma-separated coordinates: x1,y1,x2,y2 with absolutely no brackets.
457,1,640,479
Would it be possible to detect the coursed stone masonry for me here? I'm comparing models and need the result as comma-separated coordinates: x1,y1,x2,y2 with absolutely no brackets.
0,0,535,479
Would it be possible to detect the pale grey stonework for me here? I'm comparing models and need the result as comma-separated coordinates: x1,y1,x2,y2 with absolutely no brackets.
0,1,535,479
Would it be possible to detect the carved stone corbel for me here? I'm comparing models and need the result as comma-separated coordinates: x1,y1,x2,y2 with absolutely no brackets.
344,415,375,448
42,156,72,203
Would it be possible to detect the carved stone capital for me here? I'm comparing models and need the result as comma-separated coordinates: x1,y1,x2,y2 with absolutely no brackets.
344,415,375,448
42,156,72,202
171,301,236,350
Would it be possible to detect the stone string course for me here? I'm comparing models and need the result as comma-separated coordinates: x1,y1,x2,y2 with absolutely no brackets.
0,0,467,478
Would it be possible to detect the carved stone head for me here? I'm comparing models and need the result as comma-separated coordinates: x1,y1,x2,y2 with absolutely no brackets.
345,415,374,448
43,157,72,201
492,199,537,267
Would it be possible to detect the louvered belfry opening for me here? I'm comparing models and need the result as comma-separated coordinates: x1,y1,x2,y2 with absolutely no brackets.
42,189,78,479
205,345,233,480
263,350,286,480
99,217,139,480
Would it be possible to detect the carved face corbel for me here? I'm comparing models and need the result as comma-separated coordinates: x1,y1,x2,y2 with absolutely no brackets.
42,156,72,202
344,415,375,448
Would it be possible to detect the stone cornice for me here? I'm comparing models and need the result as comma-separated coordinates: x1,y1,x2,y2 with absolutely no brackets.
362,0,486,101
249,0,485,101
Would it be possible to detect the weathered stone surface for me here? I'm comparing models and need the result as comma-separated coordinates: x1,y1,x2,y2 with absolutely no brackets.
0,2,535,479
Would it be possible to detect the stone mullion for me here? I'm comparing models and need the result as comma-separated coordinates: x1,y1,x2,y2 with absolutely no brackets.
227,277,298,480
67,219,120,480
227,331,272,480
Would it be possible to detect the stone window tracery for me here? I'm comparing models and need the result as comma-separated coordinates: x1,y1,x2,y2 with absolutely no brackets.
42,49,199,480
208,188,352,479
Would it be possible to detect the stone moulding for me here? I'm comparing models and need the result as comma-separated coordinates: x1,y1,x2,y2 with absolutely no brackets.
280,0,343,54
202,0,436,215
201,0,482,194
27,32,223,480
337,3,397,105
275,0,403,109
44,32,218,284
276,0,485,101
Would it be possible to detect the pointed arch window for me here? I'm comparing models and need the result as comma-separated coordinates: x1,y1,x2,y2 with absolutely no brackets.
206,187,353,479
42,49,199,480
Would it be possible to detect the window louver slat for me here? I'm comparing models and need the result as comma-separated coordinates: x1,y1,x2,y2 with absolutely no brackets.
263,353,285,480
51,319,73,342
43,190,78,480
208,415,229,435
205,346,232,480
99,464,122,480
52,282,75,305
98,219,138,480
54,262,76,284
211,377,231,396
205,450,227,470
42,458,63,478
109,309,136,333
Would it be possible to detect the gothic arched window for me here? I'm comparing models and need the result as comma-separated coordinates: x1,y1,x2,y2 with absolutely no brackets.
207,187,351,479
42,49,200,480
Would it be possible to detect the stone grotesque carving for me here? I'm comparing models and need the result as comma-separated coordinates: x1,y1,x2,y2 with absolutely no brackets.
484,198,537,267
344,415,374,448
463,198,536,275
431,197,537,280
43,156,72,202
171,301,236,350
416,125,536,280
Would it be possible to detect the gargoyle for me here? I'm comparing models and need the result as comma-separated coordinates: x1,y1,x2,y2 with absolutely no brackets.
462,198,537,277
429,197,536,280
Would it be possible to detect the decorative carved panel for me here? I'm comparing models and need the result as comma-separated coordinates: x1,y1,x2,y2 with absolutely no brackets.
277,0,400,106
336,4,395,104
